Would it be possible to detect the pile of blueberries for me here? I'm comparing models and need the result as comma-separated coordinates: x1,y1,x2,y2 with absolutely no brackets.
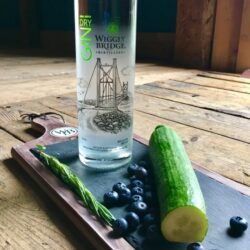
103,162,161,241
103,162,249,250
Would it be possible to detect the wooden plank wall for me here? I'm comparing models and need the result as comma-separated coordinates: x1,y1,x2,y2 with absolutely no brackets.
212,0,250,73
174,0,216,69
172,0,250,73
236,0,250,72
2,0,250,71
211,0,243,72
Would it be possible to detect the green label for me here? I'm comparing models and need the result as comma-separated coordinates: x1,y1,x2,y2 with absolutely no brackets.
79,15,93,61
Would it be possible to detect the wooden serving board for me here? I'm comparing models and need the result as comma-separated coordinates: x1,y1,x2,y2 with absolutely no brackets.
11,116,250,250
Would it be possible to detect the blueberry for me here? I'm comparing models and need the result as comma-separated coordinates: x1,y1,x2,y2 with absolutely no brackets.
230,216,248,233
146,224,161,241
103,191,119,207
130,194,143,203
131,179,144,189
112,218,128,236
127,163,139,176
125,212,140,231
135,167,148,180
113,182,127,194
187,242,204,250
142,213,157,229
119,187,131,204
130,201,148,217
131,186,144,196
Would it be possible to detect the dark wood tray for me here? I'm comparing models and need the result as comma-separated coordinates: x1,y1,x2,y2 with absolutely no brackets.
11,117,250,250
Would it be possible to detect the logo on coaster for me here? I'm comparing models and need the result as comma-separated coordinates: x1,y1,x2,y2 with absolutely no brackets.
50,127,78,138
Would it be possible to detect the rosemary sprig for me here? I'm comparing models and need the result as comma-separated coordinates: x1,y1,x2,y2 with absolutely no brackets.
36,145,115,226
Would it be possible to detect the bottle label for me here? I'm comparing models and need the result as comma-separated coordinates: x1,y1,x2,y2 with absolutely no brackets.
75,1,136,152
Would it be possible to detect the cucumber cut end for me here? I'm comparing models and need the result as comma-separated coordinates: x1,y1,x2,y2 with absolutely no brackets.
161,206,208,243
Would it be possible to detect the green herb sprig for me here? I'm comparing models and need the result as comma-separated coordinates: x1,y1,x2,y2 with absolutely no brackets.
36,145,115,226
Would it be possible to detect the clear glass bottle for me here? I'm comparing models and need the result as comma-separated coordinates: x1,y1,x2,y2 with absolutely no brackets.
74,0,137,170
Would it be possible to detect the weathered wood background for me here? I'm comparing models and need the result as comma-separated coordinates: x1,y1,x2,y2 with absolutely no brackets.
1,53,250,248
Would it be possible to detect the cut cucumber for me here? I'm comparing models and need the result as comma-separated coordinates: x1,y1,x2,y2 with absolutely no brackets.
149,125,208,243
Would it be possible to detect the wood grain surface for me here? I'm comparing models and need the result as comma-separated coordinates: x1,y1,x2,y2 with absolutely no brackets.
11,117,133,250
174,0,216,68
1,53,250,249
135,92,250,143
198,72,250,83
137,81,250,118
11,117,250,250
185,76,250,94
236,0,250,72
0,128,95,250
0,54,198,106
211,0,244,72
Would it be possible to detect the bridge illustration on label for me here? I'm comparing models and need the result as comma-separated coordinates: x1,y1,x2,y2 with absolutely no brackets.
82,58,132,134
84,58,128,109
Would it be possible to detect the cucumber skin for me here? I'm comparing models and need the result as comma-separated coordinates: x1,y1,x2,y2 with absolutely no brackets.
149,125,207,223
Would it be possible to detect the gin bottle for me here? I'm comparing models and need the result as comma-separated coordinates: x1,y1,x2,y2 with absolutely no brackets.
74,0,137,170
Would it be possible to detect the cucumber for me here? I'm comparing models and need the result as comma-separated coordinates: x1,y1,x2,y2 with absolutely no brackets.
149,125,208,243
